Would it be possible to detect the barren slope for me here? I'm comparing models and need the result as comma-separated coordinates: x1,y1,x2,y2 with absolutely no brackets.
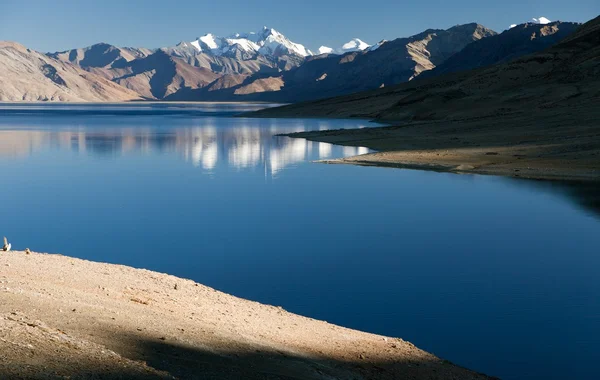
0,42,141,102
0,250,491,379
421,21,580,77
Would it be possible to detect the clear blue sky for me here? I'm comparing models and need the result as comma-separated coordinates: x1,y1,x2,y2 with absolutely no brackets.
0,0,598,52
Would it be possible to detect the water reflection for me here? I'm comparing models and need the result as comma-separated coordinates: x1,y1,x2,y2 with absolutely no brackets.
0,104,599,380
509,178,600,219
0,121,372,176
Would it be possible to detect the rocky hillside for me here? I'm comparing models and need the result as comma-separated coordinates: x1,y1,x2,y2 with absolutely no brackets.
423,21,581,77
250,15,600,123
105,50,221,99
48,43,152,70
161,42,281,74
50,44,224,99
0,42,141,102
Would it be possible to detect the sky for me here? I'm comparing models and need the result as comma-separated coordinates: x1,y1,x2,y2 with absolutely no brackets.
0,0,598,52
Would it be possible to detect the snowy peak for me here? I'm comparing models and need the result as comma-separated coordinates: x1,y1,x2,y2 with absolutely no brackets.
318,46,334,54
197,34,219,50
510,16,552,29
532,17,552,25
188,27,312,59
317,38,373,55
341,38,371,52
258,27,313,57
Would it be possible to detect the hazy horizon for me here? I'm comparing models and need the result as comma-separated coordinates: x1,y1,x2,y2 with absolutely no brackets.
0,0,598,52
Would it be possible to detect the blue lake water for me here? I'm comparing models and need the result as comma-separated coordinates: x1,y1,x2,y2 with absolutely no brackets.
0,103,599,380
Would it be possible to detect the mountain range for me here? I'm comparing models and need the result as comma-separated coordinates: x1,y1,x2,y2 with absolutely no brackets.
250,15,600,181
253,16,598,122
0,20,584,103
170,23,497,102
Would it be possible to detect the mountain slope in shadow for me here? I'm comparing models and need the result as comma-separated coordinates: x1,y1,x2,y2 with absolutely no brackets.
249,16,600,181
421,21,580,78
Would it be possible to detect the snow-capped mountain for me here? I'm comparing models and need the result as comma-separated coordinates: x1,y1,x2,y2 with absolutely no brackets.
340,38,371,53
532,17,552,24
317,46,334,54
188,27,313,59
317,38,373,55
510,16,552,29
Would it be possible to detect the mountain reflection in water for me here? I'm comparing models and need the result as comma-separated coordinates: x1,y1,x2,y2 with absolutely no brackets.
509,179,600,219
0,125,370,176
2,127,599,219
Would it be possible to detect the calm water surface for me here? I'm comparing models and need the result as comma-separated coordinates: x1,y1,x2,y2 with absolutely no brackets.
0,103,599,380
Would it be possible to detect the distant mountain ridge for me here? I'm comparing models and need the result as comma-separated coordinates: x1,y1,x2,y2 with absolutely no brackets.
0,17,587,103
189,27,313,58
49,43,152,69
251,16,600,123
422,21,581,78
167,23,498,102
0,42,140,102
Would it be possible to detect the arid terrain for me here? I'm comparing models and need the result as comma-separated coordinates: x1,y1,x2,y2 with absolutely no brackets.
3,21,578,104
253,16,600,181
0,250,492,379
0,42,141,102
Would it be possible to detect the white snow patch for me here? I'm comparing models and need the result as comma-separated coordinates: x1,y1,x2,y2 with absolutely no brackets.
532,17,552,24
319,38,372,55
259,27,312,57
199,34,219,50
318,46,334,54
186,27,313,59
508,16,552,30
190,40,202,52
225,38,261,53
341,38,371,52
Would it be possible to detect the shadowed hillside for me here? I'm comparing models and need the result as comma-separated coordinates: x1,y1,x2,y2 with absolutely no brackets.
421,21,580,77
250,16,600,181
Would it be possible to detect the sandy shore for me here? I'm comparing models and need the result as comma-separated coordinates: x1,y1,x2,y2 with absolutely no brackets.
0,250,492,379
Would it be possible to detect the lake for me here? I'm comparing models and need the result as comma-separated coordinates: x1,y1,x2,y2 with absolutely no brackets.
0,103,599,380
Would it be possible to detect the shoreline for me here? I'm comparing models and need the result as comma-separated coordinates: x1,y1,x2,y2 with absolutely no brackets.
250,18,600,182
0,249,493,379
275,111,600,182
313,154,599,182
